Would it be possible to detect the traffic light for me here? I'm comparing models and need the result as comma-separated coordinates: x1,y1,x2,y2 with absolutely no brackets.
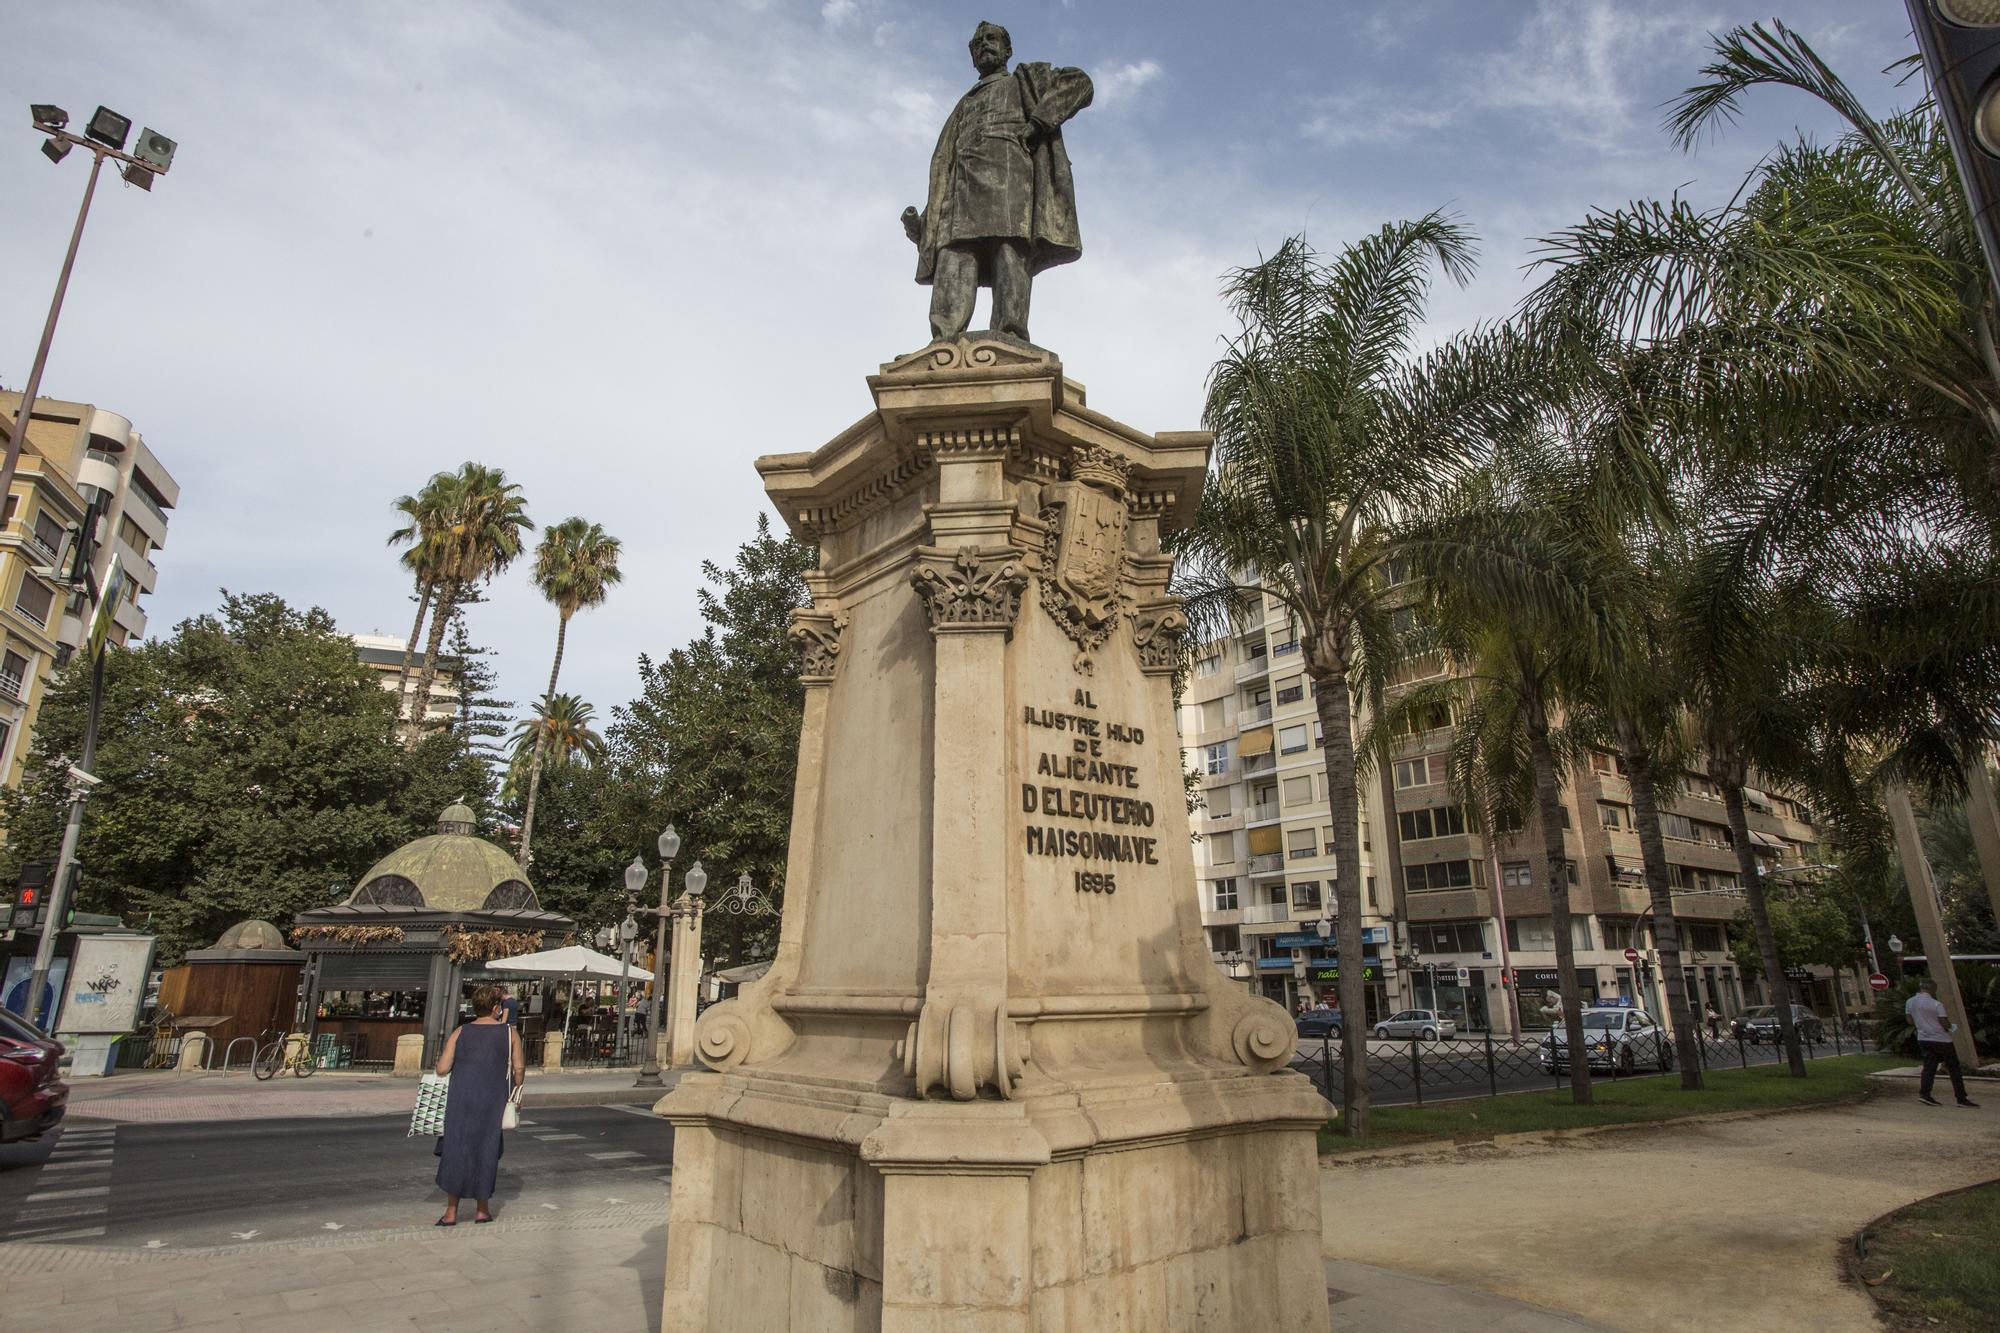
1907,1,2000,291
12,861,53,931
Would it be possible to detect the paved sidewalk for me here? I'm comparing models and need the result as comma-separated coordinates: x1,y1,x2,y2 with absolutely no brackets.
1320,1092,2000,1332
60,1068,674,1124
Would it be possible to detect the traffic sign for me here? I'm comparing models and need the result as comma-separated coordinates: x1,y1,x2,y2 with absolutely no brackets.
1623,946,1640,964
1868,972,1892,992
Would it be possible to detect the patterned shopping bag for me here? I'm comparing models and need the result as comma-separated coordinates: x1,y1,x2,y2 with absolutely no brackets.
408,1072,448,1137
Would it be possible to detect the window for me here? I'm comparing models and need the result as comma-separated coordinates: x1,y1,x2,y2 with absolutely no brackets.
1199,699,1225,732
1212,878,1239,910
1690,923,1727,953
1398,806,1467,841
1600,918,1651,951
1272,638,1300,658
1287,827,1319,860
1282,775,1314,806
1416,921,1486,953
1683,772,1720,799
13,576,54,627
1403,860,1478,893
1598,803,1629,831
1501,861,1532,888
1206,787,1233,818
1590,751,1628,776
1276,676,1304,705
117,514,149,554
1366,874,1377,908
1204,742,1232,776
1392,701,1451,737
1278,724,1309,755
1291,881,1321,910
1508,917,1556,951
0,649,25,700
1322,825,1339,855
1393,753,1447,789
30,510,64,558
1660,812,1695,841
1210,835,1236,866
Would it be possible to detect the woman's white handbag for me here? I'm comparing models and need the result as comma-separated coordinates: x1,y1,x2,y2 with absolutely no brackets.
501,1081,523,1130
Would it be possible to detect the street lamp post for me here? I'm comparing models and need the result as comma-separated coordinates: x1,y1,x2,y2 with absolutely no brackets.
617,858,647,1062
5,105,175,516
634,825,680,1087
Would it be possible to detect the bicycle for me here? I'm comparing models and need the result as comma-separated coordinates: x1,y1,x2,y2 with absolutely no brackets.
141,1007,179,1069
252,1030,316,1080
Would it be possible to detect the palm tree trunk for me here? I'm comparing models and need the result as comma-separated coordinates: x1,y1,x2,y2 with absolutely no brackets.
1524,684,1591,1104
516,613,570,871
1311,647,1371,1138
395,578,432,718
1721,776,1805,1076
409,578,459,733
1623,741,1704,1089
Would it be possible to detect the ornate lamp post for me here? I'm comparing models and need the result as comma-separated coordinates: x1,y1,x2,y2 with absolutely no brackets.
634,825,681,1087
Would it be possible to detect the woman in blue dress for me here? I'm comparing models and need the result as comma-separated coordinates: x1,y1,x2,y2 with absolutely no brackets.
433,985,524,1225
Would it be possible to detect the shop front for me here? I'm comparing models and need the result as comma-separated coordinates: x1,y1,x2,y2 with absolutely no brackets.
1510,967,1600,1027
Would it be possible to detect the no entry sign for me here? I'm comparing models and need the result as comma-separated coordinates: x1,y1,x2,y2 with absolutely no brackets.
1623,947,1641,964
1868,972,1892,991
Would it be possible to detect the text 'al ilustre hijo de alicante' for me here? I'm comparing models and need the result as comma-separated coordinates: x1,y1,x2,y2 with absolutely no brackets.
1020,703,1161,868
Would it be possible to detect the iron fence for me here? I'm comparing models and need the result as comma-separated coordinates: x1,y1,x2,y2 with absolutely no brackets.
1293,1022,1878,1116
111,1031,182,1070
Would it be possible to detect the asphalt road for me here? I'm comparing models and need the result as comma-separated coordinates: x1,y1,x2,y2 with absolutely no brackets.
0,1105,675,1249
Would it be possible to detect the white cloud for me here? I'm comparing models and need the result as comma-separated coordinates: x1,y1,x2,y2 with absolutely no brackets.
822,0,857,26
1093,58,1162,107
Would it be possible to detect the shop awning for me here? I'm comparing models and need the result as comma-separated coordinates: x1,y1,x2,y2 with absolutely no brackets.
488,945,654,983
1610,859,1646,883
1239,726,1274,757
1742,787,1774,812
1750,831,1786,852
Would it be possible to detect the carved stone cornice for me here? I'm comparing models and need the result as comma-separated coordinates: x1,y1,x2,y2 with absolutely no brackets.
910,545,1030,635
1129,598,1188,675
787,608,849,685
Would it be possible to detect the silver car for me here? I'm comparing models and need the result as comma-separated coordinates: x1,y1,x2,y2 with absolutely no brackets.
1372,1009,1457,1041
1542,1008,1673,1073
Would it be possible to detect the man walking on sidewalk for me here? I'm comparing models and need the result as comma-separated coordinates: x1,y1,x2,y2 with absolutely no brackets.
1907,979,1980,1108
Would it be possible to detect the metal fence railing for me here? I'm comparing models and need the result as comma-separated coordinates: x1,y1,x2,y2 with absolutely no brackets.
1293,1024,1880,1116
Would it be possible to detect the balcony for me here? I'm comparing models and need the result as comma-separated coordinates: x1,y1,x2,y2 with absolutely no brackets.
1200,906,1243,928
1246,802,1279,824
1240,901,1292,925
1243,752,1276,777
1247,852,1285,876
0,670,23,701
1234,656,1270,682
126,484,171,528
1243,702,1274,724
1271,640,1301,659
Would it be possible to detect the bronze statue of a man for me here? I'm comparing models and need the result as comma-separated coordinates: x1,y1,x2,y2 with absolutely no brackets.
901,22,1093,345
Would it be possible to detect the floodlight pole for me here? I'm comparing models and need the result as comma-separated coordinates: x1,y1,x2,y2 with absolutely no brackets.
1,146,105,522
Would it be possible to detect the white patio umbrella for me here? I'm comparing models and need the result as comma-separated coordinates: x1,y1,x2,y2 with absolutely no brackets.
488,946,655,1050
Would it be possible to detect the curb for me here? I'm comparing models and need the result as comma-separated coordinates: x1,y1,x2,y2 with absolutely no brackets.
1320,1092,1876,1166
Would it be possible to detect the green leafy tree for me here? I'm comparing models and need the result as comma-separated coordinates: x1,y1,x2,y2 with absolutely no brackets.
0,593,489,962
446,611,513,778
606,514,813,970
517,517,623,869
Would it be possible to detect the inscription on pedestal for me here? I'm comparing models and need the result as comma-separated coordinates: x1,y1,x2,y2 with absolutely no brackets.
1018,688,1160,892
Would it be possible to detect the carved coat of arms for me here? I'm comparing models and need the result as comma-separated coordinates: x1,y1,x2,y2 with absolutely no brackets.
1040,445,1131,670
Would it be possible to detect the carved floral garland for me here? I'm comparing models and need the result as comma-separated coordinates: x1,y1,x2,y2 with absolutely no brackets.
290,925,406,949
444,927,546,964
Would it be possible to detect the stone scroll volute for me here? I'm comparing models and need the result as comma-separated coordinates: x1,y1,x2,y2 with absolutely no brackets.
787,608,848,685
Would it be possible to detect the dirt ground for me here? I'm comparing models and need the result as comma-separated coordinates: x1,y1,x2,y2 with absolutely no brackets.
1320,1091,2000,1332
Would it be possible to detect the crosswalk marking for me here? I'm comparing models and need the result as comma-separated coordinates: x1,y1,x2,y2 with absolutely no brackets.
587,1150,641,1161
2,1126,116,1243
25,1186,110,1202
535,1133,584,1141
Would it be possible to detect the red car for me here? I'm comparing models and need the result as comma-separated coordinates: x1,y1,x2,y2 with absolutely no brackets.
0,1005,67,1143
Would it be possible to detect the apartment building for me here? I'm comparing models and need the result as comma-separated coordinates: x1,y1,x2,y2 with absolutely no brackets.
1179,583,1832,1036
351,631,460,729
0,391,178,790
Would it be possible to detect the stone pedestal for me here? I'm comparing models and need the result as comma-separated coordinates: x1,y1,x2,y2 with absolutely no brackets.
542,1030,565,1070
393,1031,427,1077
657,339,1330,1332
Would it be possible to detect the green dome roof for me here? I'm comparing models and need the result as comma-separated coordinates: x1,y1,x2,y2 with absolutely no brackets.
349,805,538,913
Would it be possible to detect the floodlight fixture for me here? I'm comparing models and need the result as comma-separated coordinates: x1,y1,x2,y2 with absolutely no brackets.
40,137,70,165
133,127,176,172
29,104,67,131
121,162,152,191
83,106,130,150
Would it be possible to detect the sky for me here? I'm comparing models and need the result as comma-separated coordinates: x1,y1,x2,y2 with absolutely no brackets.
2,0,1922,735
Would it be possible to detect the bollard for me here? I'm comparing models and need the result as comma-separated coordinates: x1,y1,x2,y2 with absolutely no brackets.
1321,1033,1333,1103
1484,1029,1497,1097
1737,1034,1748,1069
543,1029,564,1071
1410,1038,1423,1107
392,1032,427,1077
175,1032,210,1073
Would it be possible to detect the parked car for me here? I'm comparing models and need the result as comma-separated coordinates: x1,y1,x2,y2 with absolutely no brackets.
1372,1009,1456,1041
1295,1009,1344,1038
1541,1008,1673,1074
1732,1005,1826,1044
0,1005,68,1144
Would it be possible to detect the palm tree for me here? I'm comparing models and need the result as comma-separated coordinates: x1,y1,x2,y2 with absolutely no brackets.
507,692,606,784
408,463,534,730
516,518,623,869
387,473,458,720
1175,217,1576,1135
